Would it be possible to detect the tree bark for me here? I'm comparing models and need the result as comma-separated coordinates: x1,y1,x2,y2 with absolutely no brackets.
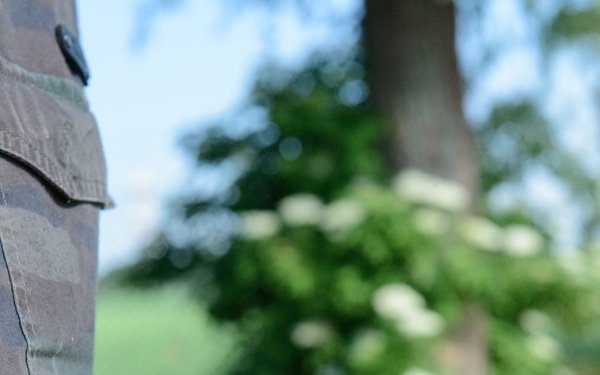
362,0,478,200
362,1,485,374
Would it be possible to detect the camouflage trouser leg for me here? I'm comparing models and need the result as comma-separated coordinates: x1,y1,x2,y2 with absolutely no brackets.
0,155,99,375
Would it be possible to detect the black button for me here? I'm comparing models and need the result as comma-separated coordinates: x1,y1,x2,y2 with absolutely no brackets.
55,24,90,85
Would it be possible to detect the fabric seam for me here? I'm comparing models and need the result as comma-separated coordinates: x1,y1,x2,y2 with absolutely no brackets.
0,131,110,207
0,181,38,375
0,130,105,184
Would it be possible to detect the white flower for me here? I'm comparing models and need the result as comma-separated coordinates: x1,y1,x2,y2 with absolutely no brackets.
396,309,444,338
239,211,281,240
520,310,552,334
372,284,444,338
525,333,560,362
393,169,469,212
320,199,366,234
290,320,333,348
372,284,425,320
460,216,503,252
412,208,451,237
278,193,323,226
402,367,437,375
504,225,544,257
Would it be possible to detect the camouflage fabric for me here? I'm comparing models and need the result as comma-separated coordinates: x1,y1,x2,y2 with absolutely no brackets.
0,155,99,374
0,0,111,208
0,1,108,374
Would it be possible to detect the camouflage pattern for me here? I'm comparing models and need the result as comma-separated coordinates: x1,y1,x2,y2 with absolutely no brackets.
0,155,99,374
0,1,108,374
0,0,111,208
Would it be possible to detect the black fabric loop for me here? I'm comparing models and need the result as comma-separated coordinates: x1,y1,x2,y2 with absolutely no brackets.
55,24,90,85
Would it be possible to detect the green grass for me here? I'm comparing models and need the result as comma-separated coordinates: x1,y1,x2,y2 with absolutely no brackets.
94,286,238,375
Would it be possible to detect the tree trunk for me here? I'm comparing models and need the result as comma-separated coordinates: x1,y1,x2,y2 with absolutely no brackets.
362,0,478,199
362,0,485,374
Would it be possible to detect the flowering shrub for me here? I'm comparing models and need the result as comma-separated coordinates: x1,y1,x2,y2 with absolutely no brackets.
201,169,598,375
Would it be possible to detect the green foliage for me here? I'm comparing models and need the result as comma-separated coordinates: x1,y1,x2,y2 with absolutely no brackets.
179,56,384,215
475,101,600,240
550,4,600,43
204,170,596,374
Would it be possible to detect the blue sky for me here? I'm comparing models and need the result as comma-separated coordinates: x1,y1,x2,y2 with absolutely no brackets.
79,0,262,272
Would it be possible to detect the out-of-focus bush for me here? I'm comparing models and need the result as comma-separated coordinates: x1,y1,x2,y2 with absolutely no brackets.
208,168,599,375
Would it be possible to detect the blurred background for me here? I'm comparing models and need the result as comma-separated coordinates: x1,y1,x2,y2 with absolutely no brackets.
79,0,600,374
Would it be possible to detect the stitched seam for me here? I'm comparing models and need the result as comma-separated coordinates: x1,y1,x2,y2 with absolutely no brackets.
0,130,106,184
0,228,31,374
0,181,38,375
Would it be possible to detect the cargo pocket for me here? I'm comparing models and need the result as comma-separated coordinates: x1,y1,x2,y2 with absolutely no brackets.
0,154,99,375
